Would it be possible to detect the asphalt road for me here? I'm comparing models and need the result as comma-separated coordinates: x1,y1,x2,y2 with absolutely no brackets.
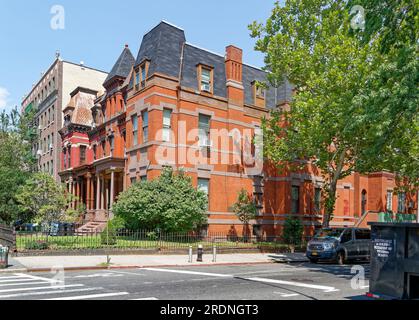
0,262,372,300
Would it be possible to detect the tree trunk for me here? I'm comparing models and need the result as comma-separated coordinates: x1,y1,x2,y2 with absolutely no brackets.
323,182,338,228
322,150,346,228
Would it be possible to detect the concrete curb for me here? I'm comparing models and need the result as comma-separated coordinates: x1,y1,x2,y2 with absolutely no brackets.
0,261,275,274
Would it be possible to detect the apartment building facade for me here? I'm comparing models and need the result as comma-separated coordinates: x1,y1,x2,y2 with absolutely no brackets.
58,22,418,236
21,56,108,182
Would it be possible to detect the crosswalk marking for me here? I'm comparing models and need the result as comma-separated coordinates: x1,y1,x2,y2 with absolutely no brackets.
0,278,40,283
0,275,27,281
245,277,339,292
0,281,52,287
44,292,130,300
14,273,63,284
0,287,102,299
0,284,84,293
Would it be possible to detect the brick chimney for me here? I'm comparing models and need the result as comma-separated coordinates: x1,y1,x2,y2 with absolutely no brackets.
225,45,244,106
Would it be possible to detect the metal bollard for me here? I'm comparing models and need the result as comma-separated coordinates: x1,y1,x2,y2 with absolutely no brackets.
197,245,203,262
212,245,217,263
188,246,193,263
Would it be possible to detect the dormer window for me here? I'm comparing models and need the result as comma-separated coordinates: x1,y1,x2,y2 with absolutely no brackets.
252,81,267,107
134,61,149,91
198,65,213,94
256,84,266,98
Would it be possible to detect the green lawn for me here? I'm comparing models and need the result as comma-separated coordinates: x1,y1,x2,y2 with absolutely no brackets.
16,234,271,251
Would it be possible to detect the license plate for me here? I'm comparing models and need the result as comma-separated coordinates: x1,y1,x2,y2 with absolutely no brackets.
312,252,318,256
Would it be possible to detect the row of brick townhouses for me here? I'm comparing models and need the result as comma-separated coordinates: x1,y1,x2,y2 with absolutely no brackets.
56,21,418,235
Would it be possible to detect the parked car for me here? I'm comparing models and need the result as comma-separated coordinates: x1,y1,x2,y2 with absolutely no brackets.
306,227,371,265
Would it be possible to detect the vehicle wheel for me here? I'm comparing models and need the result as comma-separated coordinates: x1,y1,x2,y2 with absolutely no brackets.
309,258,318,264
337,251,346,265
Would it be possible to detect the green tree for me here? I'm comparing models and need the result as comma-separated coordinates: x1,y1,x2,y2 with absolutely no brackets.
282,217,304,253
232,189,258,240
0,107,37,223
249,0,418,227
350,0,419,191
113,168,208,232
15,173,77,225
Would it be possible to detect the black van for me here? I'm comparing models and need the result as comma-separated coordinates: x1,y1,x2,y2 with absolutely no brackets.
306,228,371,264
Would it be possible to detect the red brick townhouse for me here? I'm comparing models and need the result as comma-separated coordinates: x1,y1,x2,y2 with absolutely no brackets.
58,21,418,235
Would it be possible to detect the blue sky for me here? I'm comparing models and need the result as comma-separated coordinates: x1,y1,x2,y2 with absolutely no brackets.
0,0,281,112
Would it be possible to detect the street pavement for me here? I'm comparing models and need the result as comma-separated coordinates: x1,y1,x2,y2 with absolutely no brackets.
0,262,371,300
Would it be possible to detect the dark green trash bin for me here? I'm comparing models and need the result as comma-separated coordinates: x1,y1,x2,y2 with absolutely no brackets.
368,222,419,300
0,246,9,269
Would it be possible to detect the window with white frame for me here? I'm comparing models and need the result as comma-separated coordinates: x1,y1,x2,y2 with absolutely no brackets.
132,115,138,146
201,68,212,92
142,111,149,143
198,114,211,147
387,190,393,212
398,192,406,213
198,178,210,197
162,109,172,142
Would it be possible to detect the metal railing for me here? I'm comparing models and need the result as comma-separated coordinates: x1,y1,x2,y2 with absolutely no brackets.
15,226,298,252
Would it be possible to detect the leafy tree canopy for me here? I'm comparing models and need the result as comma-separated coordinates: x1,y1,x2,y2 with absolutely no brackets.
250,0,418,226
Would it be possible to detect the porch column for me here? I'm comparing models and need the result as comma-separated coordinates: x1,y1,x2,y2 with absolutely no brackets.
75,179,80,209
96,174,101,211
101,176,105,210
86,174,92,210
110,169,115,208
69,178,74,209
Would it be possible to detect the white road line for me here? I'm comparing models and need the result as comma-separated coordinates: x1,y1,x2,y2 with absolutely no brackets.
131,297,159,300
14,273,63,284
142,268,233,278
273,292,300,298
0,287,102,299
44,292,130,300
0,284,84,293
107,270,146,277
0,281,52,287
0,275,26,280
246,277,339,292
72,273,124,279
0,278,40,283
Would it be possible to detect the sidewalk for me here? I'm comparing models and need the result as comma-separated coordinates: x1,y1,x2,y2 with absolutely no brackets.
1,252,308,272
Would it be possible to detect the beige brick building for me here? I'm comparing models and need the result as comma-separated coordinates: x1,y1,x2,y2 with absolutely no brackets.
21,55,107,182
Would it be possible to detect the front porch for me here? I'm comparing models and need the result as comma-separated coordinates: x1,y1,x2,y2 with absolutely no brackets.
60,157,125,225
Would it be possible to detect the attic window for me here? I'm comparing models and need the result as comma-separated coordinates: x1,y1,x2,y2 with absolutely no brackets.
198,65,213,94
256,84,266,98
134,61,149,91
253,81,267,107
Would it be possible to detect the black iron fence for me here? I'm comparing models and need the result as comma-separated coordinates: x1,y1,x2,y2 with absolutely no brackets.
15,226,299,252
0,224,16,251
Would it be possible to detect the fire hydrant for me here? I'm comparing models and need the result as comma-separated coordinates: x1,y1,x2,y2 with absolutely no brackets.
197,245,204,262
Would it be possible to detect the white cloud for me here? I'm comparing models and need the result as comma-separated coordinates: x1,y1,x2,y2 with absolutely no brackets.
0,87,10,109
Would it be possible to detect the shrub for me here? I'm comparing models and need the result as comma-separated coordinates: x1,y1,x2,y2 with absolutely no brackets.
113,168,208,232
100,217,125,246
25,240,49,251
282,217,303,252
146,231,159,241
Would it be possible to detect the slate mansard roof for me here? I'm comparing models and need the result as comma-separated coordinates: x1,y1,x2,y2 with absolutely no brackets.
131,21,293,108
